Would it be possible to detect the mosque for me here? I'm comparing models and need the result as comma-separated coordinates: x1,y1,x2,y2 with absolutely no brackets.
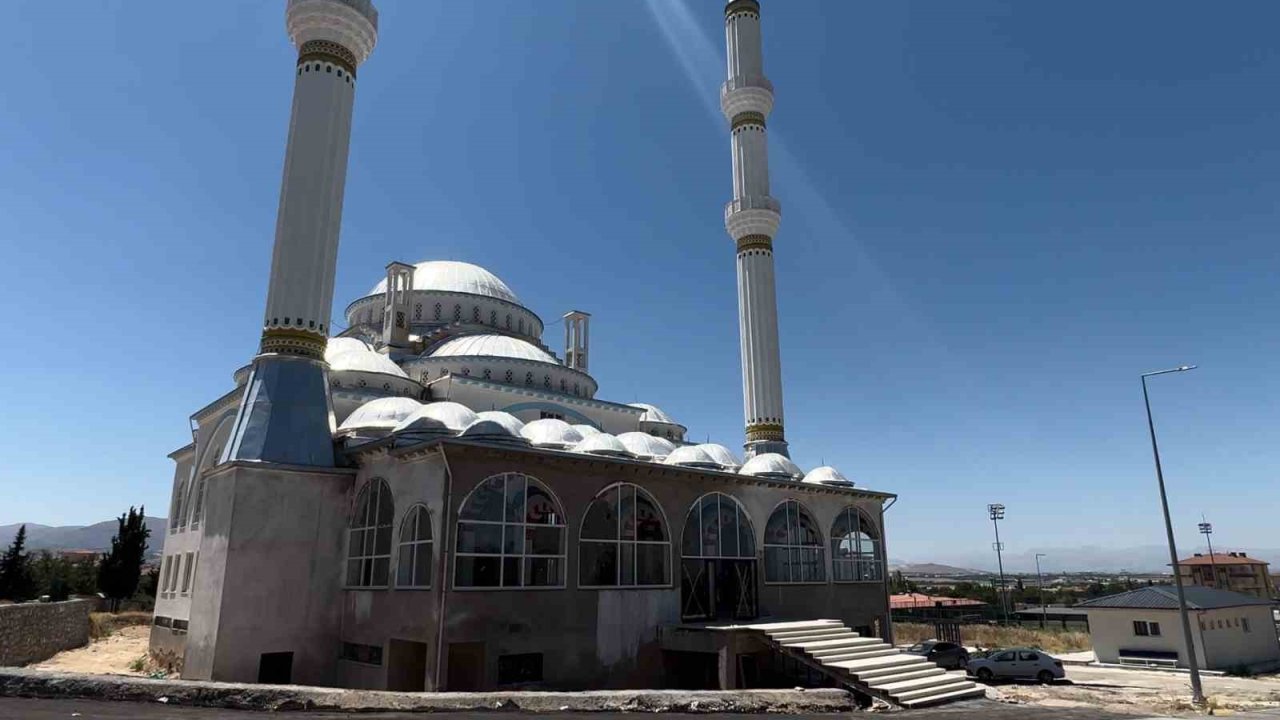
147,0,931,700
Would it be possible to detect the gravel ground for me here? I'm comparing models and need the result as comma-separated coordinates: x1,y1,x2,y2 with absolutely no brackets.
30,625,153,677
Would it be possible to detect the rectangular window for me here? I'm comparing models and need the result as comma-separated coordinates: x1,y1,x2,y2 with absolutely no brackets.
180,552,195,595
172,619,189,632
159,557,172,599
153,616,172,628
340,642,383,666
497,653,543,685
1133,620,1150,636
170,556,182,594
1148,621,1161,637
1242,617,1251,633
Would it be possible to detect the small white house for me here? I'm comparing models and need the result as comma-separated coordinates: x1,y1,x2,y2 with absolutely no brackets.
1079,586,1279,672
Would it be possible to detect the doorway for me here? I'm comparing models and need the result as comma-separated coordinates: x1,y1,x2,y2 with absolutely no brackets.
387,639,428,692
446,642,485,691
681,558,758,621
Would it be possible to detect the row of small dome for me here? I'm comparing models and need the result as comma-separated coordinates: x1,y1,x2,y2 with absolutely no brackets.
337,397,854,487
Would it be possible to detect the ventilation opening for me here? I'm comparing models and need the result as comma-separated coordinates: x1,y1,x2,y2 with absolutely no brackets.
258,651,293,684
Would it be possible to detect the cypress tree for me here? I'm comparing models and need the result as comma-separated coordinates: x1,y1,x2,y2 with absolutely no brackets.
97,507,150,611
0,525,36,601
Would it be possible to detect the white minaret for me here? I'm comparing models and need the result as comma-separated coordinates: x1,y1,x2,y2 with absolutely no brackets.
723,0,787,458
223,0,378,466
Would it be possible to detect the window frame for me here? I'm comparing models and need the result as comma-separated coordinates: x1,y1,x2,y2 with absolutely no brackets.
830,506,884,584
680,492,758,561
396,504,434,590
345,478,395,590
453,472,568,591
762,499,827,585
578,483,672,590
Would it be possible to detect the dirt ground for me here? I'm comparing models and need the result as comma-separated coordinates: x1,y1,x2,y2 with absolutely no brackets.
990,664,1280,716
30,625,154,677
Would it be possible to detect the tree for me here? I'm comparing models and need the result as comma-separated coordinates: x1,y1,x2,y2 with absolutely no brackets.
0,525,37,602
98,506,150,611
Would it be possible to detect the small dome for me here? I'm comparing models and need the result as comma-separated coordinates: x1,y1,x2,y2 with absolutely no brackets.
571,433,632,458
629,402,676,424
697,443,741,470
460,417,528,444
616,432,675,460
663,445,723,470
803,466,854,487
520,418,583,449
370,260,518,303
427,334,557,364
572,424,602,438
475,411,525,435
339,397,423,432
325,337,372,359
326,345,408,378
394,401,478,436
740,453,804,481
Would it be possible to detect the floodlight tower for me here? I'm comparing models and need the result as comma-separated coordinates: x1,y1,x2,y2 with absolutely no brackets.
1199,518,1219,588
988,503,1008,623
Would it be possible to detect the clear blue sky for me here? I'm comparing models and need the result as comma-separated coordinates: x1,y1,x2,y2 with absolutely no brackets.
3,1,1278,569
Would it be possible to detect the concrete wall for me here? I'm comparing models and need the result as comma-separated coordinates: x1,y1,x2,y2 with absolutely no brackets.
1198,606,1280,671
1087,608,1195,666
0,600,92,666
182,462,354,686
341,441,891,691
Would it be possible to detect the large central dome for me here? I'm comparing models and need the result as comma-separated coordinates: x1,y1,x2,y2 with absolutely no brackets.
369,260,518,303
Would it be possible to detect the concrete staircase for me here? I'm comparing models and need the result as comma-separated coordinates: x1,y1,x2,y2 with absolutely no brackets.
746,620,985,709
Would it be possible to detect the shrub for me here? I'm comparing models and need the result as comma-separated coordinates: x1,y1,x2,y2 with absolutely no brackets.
89,611,153,640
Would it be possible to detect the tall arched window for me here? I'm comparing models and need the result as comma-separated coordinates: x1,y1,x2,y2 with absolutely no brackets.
763,500,825,584
580,484,669,587
347,479,394,588
397,505,433,589
831,507,882,582
681,493,755,560
455,473,565,588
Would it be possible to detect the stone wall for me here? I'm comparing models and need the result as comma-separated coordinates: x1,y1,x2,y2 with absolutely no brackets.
0,600,93,666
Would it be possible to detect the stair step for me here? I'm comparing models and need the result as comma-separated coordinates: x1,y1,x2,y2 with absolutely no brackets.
892,679,978,702
863,667,946,686
742,620,843,632
772,629,857,643
784,635,871,650
899,685,987,709
855,661,936,681
768,627,852,641
836,654,932,673
808,639,887,655
813,648,898,664
874,671,966,693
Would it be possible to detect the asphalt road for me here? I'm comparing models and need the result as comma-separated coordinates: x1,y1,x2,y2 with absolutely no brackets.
0,697,1153,720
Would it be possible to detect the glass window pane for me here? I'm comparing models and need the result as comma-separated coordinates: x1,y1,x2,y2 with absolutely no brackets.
377,486,394,527
462,477,505,521
503,524,525,554
528,526,562,556
634,492,666,541
525,482,560,525
527,557,561,586
372,557,389,586
502,557,522,587
789,547,801,583
580,541,617,586
682,509,699,557
582,492,617,540
764,546,786,582
699,497,720,556
374,526,392,555
798,511,821,546
766,506,789,547
456,556,500,587
401,514,416,543
619,486,636,541
457,522,503,554
504,474,527,522
415,542,432,587
620,542,636,586
636,543,668,586
397,545,414,586
717,498,738,557
738,510,754,557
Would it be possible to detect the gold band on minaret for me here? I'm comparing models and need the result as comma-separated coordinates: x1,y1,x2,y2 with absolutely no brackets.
746,422,785,443
298,39,358,76
260,328,327,360
736,234,773,253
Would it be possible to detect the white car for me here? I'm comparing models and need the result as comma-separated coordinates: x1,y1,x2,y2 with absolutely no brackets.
966,647,1066,683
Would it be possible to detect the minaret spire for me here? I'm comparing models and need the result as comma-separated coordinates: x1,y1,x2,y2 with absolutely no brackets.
223,0,379,466
723,0,787,458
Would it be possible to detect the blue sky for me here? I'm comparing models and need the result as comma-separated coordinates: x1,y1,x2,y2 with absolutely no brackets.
2,1,1278,569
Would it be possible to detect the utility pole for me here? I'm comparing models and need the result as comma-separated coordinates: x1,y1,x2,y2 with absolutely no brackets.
1142,365,1204,705
1035,553,1047,629
988,503,1008,623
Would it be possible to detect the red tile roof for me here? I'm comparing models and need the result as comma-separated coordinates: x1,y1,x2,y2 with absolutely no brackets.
890,593,986,609
1177,553,1269,567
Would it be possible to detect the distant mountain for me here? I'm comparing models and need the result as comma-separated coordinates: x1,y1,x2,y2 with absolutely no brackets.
0,517,168,554
891,562,986,576
894,545,1280,575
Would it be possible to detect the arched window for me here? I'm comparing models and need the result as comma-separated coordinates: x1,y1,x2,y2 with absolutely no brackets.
453,304,462,322
347,479,394,588
396,505,433,589
434,303,442,320
831,507,882,582
472,306,481,322
505,314,512,329
763,500,825,584
525,371,533,386
489,310,497,326
580,484,669,587
681,493,755,560
455,473,565,588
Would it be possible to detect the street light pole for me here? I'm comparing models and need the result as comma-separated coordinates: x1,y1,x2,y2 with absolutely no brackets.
1199,518,1218,589
1035,553,1047,629
1142,365,1203,705
988,503,1008,623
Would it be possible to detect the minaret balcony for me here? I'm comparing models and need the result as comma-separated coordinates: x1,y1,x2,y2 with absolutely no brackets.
725,198,781,240
721,76,774,120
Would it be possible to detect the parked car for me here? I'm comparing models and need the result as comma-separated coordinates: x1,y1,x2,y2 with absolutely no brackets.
966,647,1065,683
904,640,970,670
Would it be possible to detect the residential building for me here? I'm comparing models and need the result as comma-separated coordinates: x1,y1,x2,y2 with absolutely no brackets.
1177,552,1274,598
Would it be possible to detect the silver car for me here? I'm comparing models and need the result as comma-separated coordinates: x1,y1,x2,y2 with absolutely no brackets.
966,647,1065,684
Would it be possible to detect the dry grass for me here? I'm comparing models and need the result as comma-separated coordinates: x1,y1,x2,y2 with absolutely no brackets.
894,622,1091,653
89,611,152,640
